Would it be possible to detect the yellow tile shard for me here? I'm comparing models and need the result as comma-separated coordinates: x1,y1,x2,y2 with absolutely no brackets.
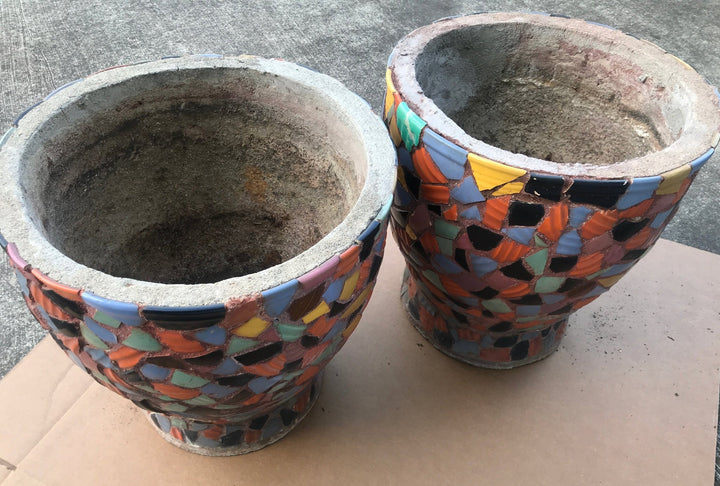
232,317,269,338
384,69,396,118
388,114,402,146
468,153,526,191
598,274,625,288
302,301,330,325
341,286,372,320
656,164,691,195
340,270,361,301
492,181,525,196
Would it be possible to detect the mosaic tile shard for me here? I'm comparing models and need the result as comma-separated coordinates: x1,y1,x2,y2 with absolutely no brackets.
524,174,564,201
468,153,526,191
422,128,468,179
616,176,661,210
395,102,426,149
658,164,693,195
566,179,629,208
123,328,163,351
298,256,339,290
143,305,226,330
412,146,447,183
467,225,503,251
508,202,545,226
690,148,714,174
451,176,485,204
261,280,300,317
195,326,227,346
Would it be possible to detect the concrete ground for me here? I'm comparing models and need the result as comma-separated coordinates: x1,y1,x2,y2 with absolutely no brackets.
0,0,718,480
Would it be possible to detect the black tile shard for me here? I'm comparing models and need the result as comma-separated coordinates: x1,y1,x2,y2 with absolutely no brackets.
524,174,565,201
508,202,545,226
454,248,469,271
402,167,421,198
511,340,530,360
622,249,647,260
467,225,503,251
500,261,534,281
612,219,650,242
510,294,543,305
489,321,513,332
495,335,518,347
233,342,282,365
567,179,629,208
143,304,226,331
472,287,499,299
549,256,578,273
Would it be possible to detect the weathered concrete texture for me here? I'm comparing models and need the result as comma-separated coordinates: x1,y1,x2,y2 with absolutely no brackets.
0,0,718,407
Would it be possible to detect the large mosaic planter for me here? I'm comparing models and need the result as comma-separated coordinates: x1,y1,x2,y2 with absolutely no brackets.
385,13,720,368
0,55,395,454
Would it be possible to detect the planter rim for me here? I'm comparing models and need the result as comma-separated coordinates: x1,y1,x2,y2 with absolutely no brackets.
0,55,396,307
389,12,720,178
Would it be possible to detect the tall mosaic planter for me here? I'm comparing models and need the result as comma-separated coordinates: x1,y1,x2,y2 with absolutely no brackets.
385,13,720,368
0,55,396,454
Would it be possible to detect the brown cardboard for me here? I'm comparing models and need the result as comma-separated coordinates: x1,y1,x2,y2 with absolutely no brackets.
0,337,92,467
1,237,719,485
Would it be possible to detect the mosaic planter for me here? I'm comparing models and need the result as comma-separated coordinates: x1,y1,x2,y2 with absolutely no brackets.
0,55,396,454
385,13,720,368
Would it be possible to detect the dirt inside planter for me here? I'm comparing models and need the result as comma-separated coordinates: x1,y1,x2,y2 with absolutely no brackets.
414,23,675,164
23,69,363,284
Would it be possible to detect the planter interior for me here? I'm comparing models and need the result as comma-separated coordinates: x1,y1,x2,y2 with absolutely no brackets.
415,22,674,164
21,67,363,285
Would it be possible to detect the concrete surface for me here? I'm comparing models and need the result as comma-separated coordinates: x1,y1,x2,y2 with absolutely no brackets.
0,0,718,481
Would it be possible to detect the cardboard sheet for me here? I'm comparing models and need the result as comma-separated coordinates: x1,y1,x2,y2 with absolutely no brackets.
1,237,719,485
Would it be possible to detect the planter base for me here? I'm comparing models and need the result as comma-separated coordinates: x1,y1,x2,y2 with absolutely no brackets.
400,268,564,369
146,373,322,456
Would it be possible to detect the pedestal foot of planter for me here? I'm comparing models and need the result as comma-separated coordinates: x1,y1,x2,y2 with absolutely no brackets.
146,372,323,456
400,268,565,369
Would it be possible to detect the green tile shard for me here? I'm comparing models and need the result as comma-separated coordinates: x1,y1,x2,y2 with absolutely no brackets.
434,219,460,240
525,249,548,275
227,336,257,355
171,370,210,388
275,323,306,342
122,327,162,351
482,299,512,313
535,277,566,293
183,395,217,406
80,323,109,350
395,102,426,149
92,310,122,328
